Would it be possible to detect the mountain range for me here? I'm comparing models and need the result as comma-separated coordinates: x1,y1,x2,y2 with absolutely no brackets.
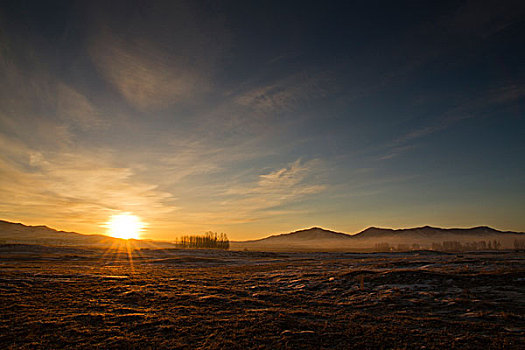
0,220,175,249
1,220,523,251
230,226,524,251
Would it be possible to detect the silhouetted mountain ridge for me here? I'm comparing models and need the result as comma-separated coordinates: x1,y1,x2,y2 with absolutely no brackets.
0,220,175,248
352,225,505,238
245,227,351,243
230,225,524,251
2,220,524,252
244,225,520,243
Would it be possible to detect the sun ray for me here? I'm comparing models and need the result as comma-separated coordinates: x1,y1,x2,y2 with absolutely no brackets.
125,239,135,275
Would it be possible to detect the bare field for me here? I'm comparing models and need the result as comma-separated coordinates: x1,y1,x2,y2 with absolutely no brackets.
0,247,524,349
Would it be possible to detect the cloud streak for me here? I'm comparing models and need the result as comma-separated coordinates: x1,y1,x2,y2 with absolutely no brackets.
382,83,525,159
214,159,326,222
89,32,208,111
234,72,332,114
0,134,174,233
87,1,231,111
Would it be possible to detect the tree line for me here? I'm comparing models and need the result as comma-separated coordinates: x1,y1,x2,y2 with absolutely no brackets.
174,231,229,249
374,240,509,252
514,239,525,250
431,240,502,251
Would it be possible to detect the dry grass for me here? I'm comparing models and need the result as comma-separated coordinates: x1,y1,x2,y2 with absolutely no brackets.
0,247,523,349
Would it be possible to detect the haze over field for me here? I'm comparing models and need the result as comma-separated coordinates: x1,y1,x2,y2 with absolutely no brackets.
0,1,524,241
2,219,523,252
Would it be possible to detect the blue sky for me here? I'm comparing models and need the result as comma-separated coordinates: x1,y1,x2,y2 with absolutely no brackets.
0,0,524,240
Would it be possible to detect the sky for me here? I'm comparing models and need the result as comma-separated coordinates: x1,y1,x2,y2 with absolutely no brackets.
0,0,524,241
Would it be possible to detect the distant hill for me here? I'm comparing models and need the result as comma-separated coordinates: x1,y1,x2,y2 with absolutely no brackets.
231,226,524,251
0,220,175,249
248,227,351,243
2,220,524,252
352,225,505,238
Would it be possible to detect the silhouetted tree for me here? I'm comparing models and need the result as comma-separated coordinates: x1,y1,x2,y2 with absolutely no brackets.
514,239,525,250
443,241,462,251
396,244,410,251
374,242,391,252
430,240,505,252
431,242,443,251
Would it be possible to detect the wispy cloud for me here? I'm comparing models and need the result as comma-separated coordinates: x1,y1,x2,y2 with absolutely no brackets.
188,70,335,143
89,32,208,111
486,84,525,104
57,84,108,131
395,113,472,145
379,145,416,161
213,159,326,222
382,83,525,159
145,158,326,231
87,1,231,111
234,72,333,114
0,44,110,149
446,0,525,39
256,159,325,195
0,135,174,232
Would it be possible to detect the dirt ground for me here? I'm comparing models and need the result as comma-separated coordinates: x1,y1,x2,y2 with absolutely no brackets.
0,246,523,349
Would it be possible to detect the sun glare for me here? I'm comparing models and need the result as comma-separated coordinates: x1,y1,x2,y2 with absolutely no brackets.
105,213,144,240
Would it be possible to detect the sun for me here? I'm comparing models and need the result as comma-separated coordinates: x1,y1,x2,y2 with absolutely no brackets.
104,213,144,240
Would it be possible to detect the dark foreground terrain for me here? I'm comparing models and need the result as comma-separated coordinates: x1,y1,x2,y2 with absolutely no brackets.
0,245,523,349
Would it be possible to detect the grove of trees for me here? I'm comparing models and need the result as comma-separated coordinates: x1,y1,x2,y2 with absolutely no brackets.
514,239,525,250
431,240,501,251
374,240,505,252
175,231,229,249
